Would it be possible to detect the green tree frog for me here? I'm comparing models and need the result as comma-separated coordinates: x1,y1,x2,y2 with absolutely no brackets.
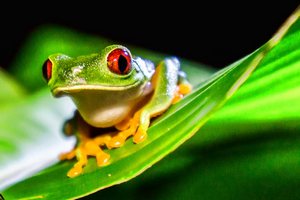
43,44,192,178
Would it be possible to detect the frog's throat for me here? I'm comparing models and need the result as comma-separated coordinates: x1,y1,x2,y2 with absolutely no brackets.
52,81,142,97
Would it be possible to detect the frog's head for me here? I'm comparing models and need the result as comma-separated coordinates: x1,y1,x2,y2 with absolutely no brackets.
43,44,154,97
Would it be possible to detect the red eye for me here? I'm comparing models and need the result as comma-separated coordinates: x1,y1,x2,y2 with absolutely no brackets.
42,59,52,82
107,48,132,75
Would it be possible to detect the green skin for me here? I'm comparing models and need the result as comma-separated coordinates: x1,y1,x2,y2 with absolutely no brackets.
46,44,188,142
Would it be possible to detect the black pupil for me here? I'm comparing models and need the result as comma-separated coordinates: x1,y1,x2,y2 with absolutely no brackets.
118,55,128,73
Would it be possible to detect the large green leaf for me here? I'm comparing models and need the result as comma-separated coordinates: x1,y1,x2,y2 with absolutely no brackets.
1,7,300,199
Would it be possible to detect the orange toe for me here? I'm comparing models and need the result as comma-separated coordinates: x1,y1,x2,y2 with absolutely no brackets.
67,166,83,178
133,127,147,144
96,152,110,166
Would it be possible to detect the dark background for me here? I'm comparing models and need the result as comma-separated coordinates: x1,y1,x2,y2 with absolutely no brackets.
0,2,299,70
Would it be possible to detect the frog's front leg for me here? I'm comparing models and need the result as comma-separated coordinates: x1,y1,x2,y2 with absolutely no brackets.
60,112,111,178
108,57,192,147
134,57,192,143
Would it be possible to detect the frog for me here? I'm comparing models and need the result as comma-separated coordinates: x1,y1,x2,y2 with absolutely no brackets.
42,44,192,178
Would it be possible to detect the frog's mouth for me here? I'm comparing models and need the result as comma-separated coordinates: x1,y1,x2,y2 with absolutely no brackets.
52,82,141,97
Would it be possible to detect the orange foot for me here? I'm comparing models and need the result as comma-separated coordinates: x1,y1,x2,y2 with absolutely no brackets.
60,135,111,178
60,101,168,177
107,110,146,149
